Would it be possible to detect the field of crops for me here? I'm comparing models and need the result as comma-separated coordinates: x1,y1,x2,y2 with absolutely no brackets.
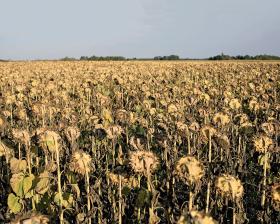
0,61,279,223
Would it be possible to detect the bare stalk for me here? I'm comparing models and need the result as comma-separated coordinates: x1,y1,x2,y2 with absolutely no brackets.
55,141,63,224
261,149,268,207
86,170,91,224
206,133,212,213
118,175,122,224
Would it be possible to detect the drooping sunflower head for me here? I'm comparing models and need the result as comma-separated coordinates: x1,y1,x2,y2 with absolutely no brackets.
213,112,230,126
11,211,49,224
107,172,138,188
200,125,216,142
129,150,159,176
175,156,204,184
261,122,276,136
272,183,280,211
0,114,7,131
253,134,273,153
39,130,61,153
0,140,14,161
229,98,241,110
249,99,260,112
115,109,129,123
216,174,244,201
64,126,80,145
12,129,30,145
214,133,230,149
69,150,92,175
177,210,217,224
105,125,124,140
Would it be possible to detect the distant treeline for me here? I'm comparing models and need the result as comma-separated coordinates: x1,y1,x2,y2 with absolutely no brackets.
208,53,280,60
78,55,181,61
61,54,280,61
80,55,126,61
153,55,180,60
3,54,280,62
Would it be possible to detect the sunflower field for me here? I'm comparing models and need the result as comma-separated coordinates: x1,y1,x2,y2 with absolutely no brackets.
0,61,279,223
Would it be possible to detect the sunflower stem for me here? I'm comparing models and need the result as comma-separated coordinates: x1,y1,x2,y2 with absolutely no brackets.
86,170,91,224
118,175,122,224
261,150,267,207
55,141,63,224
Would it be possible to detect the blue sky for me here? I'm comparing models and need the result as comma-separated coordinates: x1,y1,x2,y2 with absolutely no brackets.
0,0,279,59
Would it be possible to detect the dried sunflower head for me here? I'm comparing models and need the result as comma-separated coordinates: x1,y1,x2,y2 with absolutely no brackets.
234,113,249,125
15,108,27,121
177,210,217,224
129,150,159,176
200,125,216,142
272,183,280,211
12,129,30,145
175,156,204,184
216,174,243,200
115,109,128,123
108,172,138,188
105,125,124,140
176,121,189,137
0,140,14,161
11,211,49,224
214,133,230,149
69,150,92,175
64,126,80,145
189,122,200,133
213,112,230,126
0,114,7,131
229,98,241,110
261,122,276,136
249,99,260,112
167,104,178,114
39,131,61,153
253,134,273,153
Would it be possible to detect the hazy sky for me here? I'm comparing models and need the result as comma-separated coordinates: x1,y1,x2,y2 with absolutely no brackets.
0,0,280,59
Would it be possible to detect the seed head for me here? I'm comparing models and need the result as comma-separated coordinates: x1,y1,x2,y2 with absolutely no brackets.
108,172,138,188
12,129,30,145
261,122,276,136
64,126,80,145
229,98,241,110
39,131,61,153
200,125,216,142
272,183,280,211
216,174,243,200
175,156,204,184
177,210,217,224
213,112,230,126
129,150,159,176
11,212,49,224
253,134,273,153
69,150,92,175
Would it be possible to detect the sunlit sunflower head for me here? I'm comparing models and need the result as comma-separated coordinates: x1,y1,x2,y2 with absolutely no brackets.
177,210,217,224
107,172,138,188
216,174,244,201
129,150,159,176
253,134,273,153
213,112,230,126
64,126,80,145
200,125,216,142
69,150,92,175
12,129,30,145
175,156,204,184
229,98,241,110
11,211,49,224
272,183,280,211
39,130,61,153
